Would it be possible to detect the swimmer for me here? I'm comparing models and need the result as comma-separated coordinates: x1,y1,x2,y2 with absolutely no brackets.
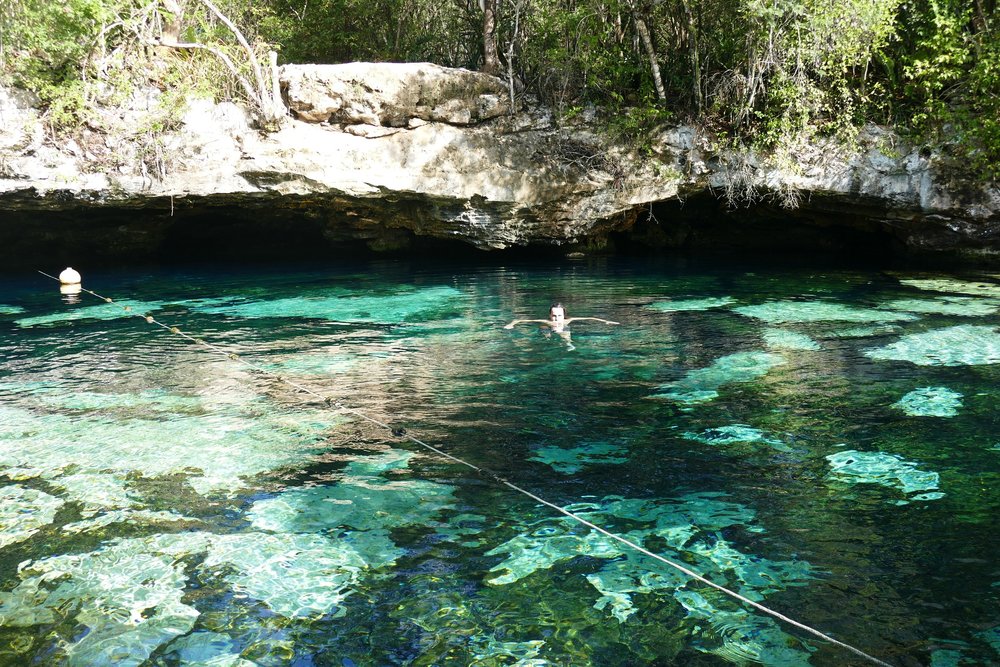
503,303,619,332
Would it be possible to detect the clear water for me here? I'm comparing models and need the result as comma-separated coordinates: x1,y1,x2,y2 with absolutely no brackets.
1,258,999,666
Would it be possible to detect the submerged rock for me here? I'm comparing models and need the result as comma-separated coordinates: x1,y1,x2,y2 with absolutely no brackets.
893,387,964,417
825,449,944,503
0,485,64,550
652,351,786,404
645,297,736,312
866,325,1000,366
734,300,917,325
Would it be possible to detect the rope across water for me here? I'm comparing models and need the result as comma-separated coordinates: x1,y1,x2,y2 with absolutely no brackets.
36,270,895,667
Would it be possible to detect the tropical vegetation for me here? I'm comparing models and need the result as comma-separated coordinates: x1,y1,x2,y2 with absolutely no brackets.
0,0,997,178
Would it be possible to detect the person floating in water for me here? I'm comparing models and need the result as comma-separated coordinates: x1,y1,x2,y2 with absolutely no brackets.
504,303,619,331
504,303,618,350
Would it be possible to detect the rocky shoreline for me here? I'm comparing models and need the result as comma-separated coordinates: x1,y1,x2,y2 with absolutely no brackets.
1,62,998,266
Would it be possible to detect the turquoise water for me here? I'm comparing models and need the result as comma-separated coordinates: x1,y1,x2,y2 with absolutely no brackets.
1,258,999,666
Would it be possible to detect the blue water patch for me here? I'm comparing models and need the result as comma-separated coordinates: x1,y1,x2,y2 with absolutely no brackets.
762,328,821,351
682,424,791,452
0,484,64,549
866,325,1000,366
826,450,944,503
733,300,918,324
899,278,1000,298
882,297,1000,317
893,387,963,417
652,351,786,404
646,297,736,312
15,299,164,327
529,441,628,473
190,285,465,324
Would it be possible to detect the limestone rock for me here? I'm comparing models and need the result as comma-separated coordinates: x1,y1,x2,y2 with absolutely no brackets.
280,62,508,127
0,66,999,264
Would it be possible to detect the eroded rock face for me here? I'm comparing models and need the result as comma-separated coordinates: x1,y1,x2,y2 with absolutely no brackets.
0,62,998,265
281,62,508,127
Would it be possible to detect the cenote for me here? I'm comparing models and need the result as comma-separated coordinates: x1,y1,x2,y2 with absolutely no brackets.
1,257,999,667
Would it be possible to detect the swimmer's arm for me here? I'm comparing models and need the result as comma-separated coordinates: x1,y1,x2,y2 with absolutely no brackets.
504,319,552,329
564,317,620,325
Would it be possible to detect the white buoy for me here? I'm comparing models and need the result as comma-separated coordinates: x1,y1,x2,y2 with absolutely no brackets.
58,267,81,285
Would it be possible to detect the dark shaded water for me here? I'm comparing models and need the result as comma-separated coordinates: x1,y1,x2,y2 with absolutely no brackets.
0,258,998,666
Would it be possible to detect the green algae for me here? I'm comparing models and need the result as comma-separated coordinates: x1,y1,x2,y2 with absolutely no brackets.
529,442,628,474
485,493,814,662
674,589,813,665
866,325,1000,366
487,493,811,603
682,425,791,452
61,509,198,535
192,285,465,323
0,485,65,550
893,387,964,417
646,297,736,312
930,648,968,667
586,552,690,621
882,297,1000,317
487,493,760,586
826,450,944,503
15,300,164,327
762,328,821,351
652,351,786,404
830,324,902,338
733,300,918,324
977,626,1000,655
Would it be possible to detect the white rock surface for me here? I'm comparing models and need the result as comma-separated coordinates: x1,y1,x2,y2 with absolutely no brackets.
0,64,998,254
281,62,508,127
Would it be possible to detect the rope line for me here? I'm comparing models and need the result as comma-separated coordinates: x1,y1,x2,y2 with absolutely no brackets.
37,270,894,667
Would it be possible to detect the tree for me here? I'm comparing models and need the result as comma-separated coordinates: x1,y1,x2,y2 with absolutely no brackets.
482,0,501,75
155,0,284,127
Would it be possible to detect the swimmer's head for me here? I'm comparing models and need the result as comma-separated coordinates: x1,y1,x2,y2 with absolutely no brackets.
549,303,566,321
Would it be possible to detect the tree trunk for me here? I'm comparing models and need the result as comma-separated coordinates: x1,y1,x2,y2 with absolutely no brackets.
679,0,703,116
634,16,666,102
505,0,521,112
157,0,285,127
482,0,500,76
159,0,183,46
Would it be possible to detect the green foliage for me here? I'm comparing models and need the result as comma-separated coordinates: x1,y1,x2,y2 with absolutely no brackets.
2,0,119,124
0,0,997,182
250,0,479,67
899,0,1000,179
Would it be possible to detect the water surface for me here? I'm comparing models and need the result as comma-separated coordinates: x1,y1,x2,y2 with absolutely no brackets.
1,259,998,666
